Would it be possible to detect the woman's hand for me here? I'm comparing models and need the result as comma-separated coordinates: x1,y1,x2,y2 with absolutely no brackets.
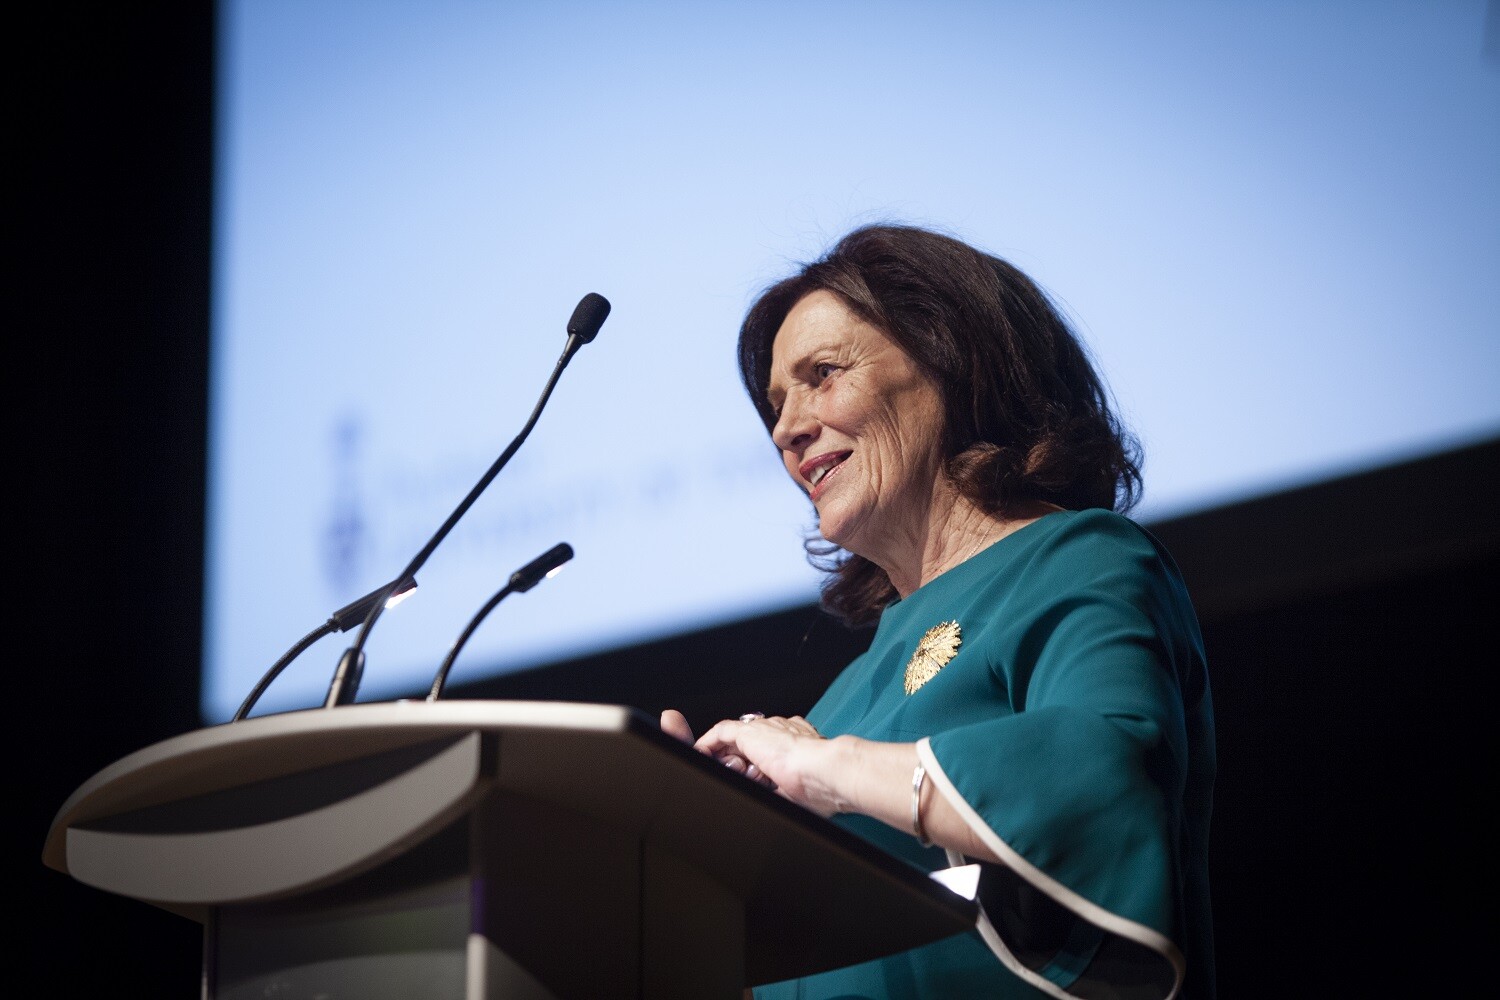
693,714,842,816
663,708,995,859
660,708,761,784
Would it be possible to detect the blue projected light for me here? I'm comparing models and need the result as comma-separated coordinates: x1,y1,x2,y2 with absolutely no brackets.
205,1,1500,723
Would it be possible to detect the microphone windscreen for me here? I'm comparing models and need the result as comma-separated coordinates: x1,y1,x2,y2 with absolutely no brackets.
510,541,574,592
567,293,611,343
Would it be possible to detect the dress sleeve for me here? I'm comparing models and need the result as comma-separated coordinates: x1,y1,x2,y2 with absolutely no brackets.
921,516,1205,1000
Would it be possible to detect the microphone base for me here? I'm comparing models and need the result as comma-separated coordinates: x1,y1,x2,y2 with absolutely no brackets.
324,648,365,708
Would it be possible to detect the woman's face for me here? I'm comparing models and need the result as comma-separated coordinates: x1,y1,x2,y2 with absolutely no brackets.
767,290,949,564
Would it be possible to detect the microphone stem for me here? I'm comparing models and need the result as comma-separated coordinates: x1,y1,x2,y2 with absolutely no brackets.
333,333,584,705
427,583,516,701
234,621,334,721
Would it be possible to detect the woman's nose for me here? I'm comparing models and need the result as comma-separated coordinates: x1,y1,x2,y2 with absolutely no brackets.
771,391,817,452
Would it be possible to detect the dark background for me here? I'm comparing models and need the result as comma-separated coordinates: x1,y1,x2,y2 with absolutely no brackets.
19,5,1497,996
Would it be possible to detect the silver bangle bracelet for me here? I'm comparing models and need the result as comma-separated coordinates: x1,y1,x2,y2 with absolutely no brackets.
911,763,932,847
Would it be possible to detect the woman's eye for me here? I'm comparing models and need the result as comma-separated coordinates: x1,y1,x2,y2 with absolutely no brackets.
813,362,839,381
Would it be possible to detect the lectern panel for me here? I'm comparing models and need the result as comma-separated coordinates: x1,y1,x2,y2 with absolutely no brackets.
212,819,471,999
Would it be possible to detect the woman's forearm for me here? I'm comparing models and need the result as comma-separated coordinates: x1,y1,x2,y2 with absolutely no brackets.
810,736,1000,864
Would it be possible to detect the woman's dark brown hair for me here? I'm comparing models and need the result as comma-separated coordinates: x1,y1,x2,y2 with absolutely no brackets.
737,223,1143,627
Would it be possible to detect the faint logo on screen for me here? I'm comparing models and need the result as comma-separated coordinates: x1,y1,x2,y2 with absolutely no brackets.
323,413,368,595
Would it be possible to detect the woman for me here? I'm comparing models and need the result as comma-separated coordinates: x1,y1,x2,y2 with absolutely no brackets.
661,223,1215,1000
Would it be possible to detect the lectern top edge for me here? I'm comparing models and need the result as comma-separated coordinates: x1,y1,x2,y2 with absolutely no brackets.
45,700,973,923
43,700,638,871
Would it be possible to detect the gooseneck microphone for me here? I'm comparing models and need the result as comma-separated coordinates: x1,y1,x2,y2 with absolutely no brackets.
323,293,611,709
232,577,418,721
426,541,574,702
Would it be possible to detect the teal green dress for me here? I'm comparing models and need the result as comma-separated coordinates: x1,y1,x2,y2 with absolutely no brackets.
755,509,1215,1000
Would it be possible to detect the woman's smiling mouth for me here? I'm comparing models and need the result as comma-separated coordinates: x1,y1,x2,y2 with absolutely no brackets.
801,450,852,499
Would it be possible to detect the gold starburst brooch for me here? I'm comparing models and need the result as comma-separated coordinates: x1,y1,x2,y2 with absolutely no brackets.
904,620,961,695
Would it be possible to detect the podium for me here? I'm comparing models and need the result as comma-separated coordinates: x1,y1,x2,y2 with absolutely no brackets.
42,700,977,998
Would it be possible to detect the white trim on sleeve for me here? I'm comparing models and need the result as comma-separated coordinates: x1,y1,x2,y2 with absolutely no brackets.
916,737,1185,1000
